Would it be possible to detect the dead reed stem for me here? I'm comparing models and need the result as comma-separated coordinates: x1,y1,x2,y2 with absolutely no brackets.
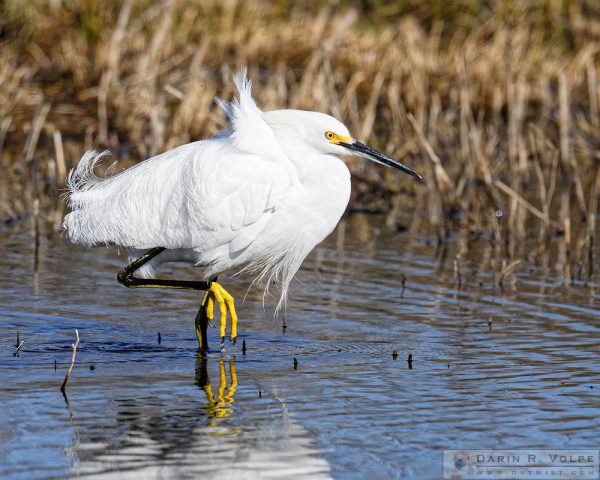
52,129,66,185
559,73,587,219
32,198,40,273
407,113,453,194
499,259,521,290
587,167,600,278
23,103,51,166
494,180,557,227
98,0,133,144
60,329,80,392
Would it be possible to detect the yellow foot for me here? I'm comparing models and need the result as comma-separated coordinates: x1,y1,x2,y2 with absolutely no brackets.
204,282,238,342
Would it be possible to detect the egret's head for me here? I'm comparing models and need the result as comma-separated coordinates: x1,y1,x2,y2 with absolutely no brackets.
264,109,422,180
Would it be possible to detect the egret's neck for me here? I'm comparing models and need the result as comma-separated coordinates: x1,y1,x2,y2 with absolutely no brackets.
281,146,351,219
284,148,339,180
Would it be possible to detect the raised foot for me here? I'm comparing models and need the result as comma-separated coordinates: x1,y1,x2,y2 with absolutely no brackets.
205,282,238,342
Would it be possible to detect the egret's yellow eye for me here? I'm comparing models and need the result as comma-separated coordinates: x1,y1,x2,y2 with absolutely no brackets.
325,131,336,141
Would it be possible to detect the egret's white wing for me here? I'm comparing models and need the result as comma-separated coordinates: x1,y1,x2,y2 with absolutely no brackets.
181,141,292,255
179,68,294,253
65,138,292,258
65,68,295,255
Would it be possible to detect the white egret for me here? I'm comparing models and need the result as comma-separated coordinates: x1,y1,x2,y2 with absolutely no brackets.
64,69,421,350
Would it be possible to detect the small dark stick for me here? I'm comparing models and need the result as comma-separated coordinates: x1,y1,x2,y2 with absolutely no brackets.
259,390,262,398
242,339,247,355
54,359,57,371
392,350,398,360
400,274,406,297
60,330,80,392
293,357,298,370
407,353,413,369
14,329,24,356
157,331,161,344
13,339,24,357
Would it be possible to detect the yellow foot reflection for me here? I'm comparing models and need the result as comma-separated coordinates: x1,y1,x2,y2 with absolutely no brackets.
204,282,238,342
197,357,237,419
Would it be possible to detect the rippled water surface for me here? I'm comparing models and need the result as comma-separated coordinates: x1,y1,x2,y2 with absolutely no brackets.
1,214,599,479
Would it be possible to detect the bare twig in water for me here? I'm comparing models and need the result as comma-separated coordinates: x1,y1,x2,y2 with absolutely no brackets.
60,329,80,392
13,330,24,356
13,340,24,357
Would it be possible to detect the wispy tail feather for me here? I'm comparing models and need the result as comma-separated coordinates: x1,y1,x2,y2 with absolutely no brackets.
63,150,119,246
66,150,113,194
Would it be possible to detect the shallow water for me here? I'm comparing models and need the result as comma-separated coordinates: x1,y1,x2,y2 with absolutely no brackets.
1,213,599,479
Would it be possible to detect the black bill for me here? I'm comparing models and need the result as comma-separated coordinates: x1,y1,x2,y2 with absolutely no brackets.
340,140,422,180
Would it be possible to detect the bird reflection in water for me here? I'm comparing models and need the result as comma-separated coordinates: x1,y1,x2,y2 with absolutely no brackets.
195,355,238,421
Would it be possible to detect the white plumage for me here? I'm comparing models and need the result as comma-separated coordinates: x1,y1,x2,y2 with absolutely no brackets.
64,68,420,318
65,71,350,311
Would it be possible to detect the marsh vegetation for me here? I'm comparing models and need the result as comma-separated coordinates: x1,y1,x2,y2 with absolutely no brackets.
2,0,600,283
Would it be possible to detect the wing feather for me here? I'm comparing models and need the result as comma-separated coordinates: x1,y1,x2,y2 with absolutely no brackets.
64,138,291,256
64,67,295,264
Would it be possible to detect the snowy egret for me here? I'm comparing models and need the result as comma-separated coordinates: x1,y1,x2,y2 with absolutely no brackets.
64,69,422,350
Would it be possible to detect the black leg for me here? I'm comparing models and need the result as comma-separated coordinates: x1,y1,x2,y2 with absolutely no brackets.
117,247,213,350
194,290,211,351
117,247,211,291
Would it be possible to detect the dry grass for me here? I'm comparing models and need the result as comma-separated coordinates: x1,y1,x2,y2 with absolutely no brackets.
2,0,600,280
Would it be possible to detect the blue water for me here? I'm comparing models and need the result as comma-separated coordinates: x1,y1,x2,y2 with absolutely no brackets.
1,213,599,479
